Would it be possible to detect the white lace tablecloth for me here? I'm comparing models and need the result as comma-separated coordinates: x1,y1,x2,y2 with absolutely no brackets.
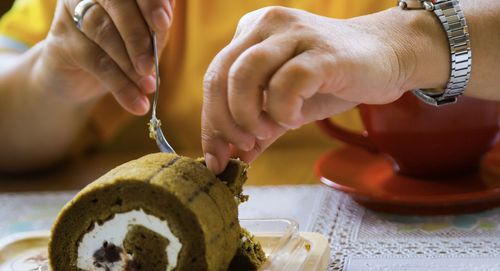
1,185,500,270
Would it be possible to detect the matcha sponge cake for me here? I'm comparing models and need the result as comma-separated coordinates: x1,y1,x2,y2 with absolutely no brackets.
49,153,258,271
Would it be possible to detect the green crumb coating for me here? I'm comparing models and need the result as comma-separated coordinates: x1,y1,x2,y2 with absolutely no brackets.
197,158,249,197
123,225,169,271
228,227,267,271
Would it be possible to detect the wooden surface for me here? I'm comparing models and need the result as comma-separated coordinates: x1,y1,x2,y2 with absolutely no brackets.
0,147,331,192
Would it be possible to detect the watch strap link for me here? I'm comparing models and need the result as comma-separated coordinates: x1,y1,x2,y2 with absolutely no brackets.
399,0,472,106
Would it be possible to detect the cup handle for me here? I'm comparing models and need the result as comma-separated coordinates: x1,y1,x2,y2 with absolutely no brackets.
316,118,378,153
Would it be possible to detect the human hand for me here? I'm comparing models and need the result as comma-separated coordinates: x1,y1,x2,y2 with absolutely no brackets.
202,6,449,173
33,0,175,115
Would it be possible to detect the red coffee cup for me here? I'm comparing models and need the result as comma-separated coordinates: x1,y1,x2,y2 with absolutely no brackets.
317,92,500,179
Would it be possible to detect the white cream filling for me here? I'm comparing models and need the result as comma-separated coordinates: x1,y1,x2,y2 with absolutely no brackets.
77,209,182,271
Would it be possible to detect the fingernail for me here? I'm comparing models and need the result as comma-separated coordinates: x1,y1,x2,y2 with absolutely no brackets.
256,134,270,141
139,75,156,93
238,142,254,152
166,1,175,19
153,8,169,31
205,153,220,173
278,121,300,130
256,129,272,141
132,95,150,115
136,54,153,76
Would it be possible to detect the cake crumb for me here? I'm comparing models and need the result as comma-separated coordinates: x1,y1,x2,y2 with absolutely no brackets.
235,194,249,204
148,120,161,140
304,242,311,252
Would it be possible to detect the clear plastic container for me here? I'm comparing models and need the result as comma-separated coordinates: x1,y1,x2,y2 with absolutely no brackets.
241,219,324,271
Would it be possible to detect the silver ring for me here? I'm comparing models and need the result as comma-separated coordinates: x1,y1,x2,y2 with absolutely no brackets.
73,0,96,31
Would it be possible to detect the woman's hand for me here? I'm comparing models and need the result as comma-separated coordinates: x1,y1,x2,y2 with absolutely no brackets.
201,6,450,173
34,0,175,115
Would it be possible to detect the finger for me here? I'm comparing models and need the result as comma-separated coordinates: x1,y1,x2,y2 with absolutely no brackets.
202,35,264,173
136,0,173,44
267,51,327,129
96,0,153,77
67,26,150,115
78,3,155,94
301,93,357,123
229,127,286,164
201,124,232,175
228,36,297,139
202,69,255,174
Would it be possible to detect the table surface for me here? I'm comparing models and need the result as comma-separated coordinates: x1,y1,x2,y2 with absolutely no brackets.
2,146,500,271
1,185,500,271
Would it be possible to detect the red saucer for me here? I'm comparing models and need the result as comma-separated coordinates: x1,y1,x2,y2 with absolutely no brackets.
315,144,500,215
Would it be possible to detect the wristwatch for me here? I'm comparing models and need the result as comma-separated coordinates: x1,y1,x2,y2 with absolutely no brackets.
398,0,472,106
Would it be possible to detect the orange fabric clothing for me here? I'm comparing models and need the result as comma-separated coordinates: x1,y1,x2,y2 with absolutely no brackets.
0,0,394,157
0,0,55,51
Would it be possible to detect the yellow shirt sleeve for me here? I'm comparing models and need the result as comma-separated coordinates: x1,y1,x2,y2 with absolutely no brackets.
0,0,55,52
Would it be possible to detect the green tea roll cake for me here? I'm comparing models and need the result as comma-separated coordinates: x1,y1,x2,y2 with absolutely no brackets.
49,153,248,271
228,228,267,270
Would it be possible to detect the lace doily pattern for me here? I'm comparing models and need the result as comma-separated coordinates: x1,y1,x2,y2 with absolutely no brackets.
346,257,500,271
311,187,500,271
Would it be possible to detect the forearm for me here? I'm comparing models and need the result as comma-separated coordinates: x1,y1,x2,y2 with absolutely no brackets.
0,43,94,172
369,1,500,100
461,0,500,100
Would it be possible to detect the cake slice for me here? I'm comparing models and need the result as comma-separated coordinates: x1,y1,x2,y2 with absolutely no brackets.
49,153,259,271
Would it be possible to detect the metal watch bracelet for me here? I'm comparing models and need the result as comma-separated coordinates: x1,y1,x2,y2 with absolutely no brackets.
398,0,472,106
